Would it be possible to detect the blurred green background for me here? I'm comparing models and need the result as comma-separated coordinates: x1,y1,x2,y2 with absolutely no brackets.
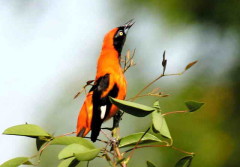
0,0,239,167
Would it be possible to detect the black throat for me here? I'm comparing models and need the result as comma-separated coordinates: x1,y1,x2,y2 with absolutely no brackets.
113,27,126,56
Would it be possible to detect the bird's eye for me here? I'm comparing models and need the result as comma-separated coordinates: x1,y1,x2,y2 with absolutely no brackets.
119,31,124,36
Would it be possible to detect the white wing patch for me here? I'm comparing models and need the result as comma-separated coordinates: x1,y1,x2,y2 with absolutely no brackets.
100,105,107,119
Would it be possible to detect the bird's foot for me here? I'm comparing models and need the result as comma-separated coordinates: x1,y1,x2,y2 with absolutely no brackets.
101,127,114,131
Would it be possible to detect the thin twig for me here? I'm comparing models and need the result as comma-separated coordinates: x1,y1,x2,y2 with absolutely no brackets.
171,146,195,155
101,129,112,141
129,51,198,102
113,141,126,167
84,136,108,144
127,93,169,101
123,51,128,71
124,144,170,153
164,72,184,77
38,141,52,156
129,71,186,101
74,80,95,99
103,152,115,166
127,128,150,160
123,49,136,73
38,131,76,155
54,131,76,138
30,131,76,160
162,110,188,116
130,74,164,101
126,49,136,65
111,119,126,167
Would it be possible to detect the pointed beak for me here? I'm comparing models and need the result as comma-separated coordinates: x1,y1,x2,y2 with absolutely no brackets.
122,19,135,34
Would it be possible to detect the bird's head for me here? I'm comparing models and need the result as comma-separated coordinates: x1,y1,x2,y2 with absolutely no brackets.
102,19,135,54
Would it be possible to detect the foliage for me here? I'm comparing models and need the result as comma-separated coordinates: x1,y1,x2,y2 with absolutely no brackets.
124,0,240,30
0,51,203,167
175,156,194,167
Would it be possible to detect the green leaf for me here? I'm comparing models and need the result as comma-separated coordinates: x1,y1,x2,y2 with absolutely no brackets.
119,132,162,148
74,148,101,161
3,124,50,138
51,136,95,149
185,101,204,112
58,143,90,160
36,137,47,150
36,136,51,150
175,156,193,167
152,110,171,139
58,143,100,160
109,97,155,117
146,161,157,167
0,157,32,167
153,101,160,110
117,158,126,165
58,157,80,167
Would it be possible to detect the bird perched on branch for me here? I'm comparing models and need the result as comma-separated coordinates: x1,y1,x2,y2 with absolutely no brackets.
76,20,134,142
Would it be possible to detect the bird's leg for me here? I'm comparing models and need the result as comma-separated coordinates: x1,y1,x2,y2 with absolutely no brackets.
101,110,123,131
111,110,123,144
101,110,123,146
113,110,123,129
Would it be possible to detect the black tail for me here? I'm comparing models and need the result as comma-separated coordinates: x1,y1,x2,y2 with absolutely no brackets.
90,119,103,142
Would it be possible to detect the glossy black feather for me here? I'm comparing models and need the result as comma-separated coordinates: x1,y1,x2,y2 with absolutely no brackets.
90,74,119,142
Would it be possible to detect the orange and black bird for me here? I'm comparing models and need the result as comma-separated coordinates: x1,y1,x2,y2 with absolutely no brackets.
76,20,134,142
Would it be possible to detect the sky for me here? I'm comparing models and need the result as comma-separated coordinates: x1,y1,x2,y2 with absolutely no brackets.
0,0,238,165
0,0,111,163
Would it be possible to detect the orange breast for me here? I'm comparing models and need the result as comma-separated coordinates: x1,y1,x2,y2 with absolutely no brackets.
95,44,127,120
107,71,127,120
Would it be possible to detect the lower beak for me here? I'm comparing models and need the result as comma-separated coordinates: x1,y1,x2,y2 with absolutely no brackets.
123,19,135,34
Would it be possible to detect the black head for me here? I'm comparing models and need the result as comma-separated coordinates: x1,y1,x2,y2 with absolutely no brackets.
113,19,135,54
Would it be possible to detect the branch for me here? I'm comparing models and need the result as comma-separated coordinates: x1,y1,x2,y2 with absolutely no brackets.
74,80,94,99
122,49,136,73
126,128,150,160
129,51,196,102
125,144,170,153
171,146,195,155
111,112,127,167
162,110,188,116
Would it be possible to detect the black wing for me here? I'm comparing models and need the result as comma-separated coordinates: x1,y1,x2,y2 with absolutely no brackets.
90,73,119,142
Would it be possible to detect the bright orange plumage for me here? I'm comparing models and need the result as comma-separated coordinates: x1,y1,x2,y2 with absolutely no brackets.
76,20,134,142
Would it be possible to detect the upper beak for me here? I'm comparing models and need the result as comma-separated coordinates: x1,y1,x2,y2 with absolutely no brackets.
123,19,135,34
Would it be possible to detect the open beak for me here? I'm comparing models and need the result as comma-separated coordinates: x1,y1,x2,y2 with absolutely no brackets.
123,19,135,34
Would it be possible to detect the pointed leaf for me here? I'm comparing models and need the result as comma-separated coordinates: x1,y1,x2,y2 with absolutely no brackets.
74,148,101,161
119,132,162,148
36,138,47,150
3,124,50,138
175,156,193,167
110,97,155,117
58,143,99,160
153,101,160,110
1,157,32,167
58,144,91,160
147,161,157,167
185,61,198,71
58,157,80,167
185,101,204,112
51,136,95,149
152,110,171,139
